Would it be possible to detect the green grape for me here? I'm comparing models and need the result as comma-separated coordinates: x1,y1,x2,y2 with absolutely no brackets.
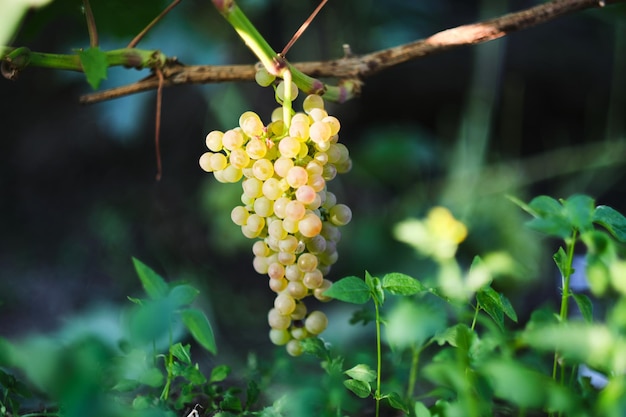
308,108,328,122
309,121,332,144
252,240,270,257
253,196,274,217
276,81,299,102
221,165,243,183
262,178,283,201
304,311,328,335
269,277,288,293
285,200,306,221
268,308,291,330
329,203,352,226
297,252,318,273
240,111,264,137
287,281,308,300
298,212,323,238
277,251,296,265
278,235,299,253
242,177,263,199
252,158,274,181
285,264,304,282
314,279,333,302
291,326,309,340
205,130,224,152
230,148,250,169
274,157,294,178
269,328,291,346
295,185,317,205
286,339,303,357
210,153,228,171
255,67,276,87
303,94,324,113
268,219,288,240
274,292,297,315
222,129,245,151
303,269,324,289
322,116,341,135
253,256,269,274
290,301,307,320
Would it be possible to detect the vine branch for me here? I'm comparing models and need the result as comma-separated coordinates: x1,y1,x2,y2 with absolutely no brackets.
2,0,623,104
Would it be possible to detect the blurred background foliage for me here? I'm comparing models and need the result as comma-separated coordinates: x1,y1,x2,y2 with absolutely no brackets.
1,0,625,374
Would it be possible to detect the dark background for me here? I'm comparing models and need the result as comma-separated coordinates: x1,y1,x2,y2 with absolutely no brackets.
1,0,625,362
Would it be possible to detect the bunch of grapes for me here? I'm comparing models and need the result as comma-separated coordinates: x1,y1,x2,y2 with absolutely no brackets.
199,89,352,356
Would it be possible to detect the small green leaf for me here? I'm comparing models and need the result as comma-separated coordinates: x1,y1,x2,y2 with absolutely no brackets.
344,364,376,383
220,391,243,412
477,286,504,330
349,307,376,326
181,308,217,355
382,272,425,296
169,284,200,307
245,380,260,409
384,391,409,413
78,47,108,89
593,205,626,242
323,276,371,304
170,343,191,365
433,324,474,351
343,379,371,398
528,195,563,217
572,293,593,323
366,271,385,305
525,196,571,238
553,247,570,280
210,364,231,383
300,337,330,361
132,257,169,299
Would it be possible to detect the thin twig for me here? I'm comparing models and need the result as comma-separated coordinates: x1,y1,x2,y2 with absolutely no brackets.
127,0,182,48
155,68,164,181
80,0,624,104
281,0,329,56
82,0,98,48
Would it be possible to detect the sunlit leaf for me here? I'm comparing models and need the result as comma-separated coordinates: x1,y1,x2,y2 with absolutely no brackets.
181,308,217,355
382,272,425,295
210,364,230,383
323,276,371,304
414,401,432,417
344,364,376,383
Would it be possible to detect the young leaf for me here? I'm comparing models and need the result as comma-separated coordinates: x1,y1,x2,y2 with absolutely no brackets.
476,286,504,330
499,293,518,323
343,379,372,398
181,308,217,355
300,337,331,361
384,391,409,413
323,276,371,304
593,205,626,242
553,247,570,278
344,364,376,383
382,272,425,296
525,196,571,238
210,364,231,383
246,379,260,410
170,342,191,365
572,293,594,323
366,271,385,305
78,47,108,89
132,257,169,300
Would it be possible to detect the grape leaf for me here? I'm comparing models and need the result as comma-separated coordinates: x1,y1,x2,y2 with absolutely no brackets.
181,308,217,355
78,47,108,89
323,276,371,304
382,272,425,295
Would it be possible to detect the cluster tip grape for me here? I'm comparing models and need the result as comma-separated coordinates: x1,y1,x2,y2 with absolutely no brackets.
200,88,352,356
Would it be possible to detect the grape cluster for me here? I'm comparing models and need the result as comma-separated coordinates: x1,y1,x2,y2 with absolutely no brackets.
199,92,352,356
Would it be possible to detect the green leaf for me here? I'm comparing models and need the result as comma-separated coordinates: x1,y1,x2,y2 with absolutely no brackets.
170,343,191,365
132,257,169,300
365,271,385,305
181,308,217,355
343,379,371,398
246,380,260,409
344,364,376,383
349,307,376,326
220,391,243,412
300,337,330,361
525,196,571,238
414,401,432,417
323,276,371,304
210,364,231,383
78,46,108,89
553,247,570,279
500,293,518,323
386,297,447,349
562,194,595,233
572,293,593,323
433,324,474,351
593,205,626,242
477,286,504,330
384,391,408,413
382,272,425,296
169,284,200,307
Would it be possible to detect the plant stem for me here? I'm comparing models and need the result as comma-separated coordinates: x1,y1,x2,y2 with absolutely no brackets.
406,345,420,399
470,302,480,331
282,68,293,128
82,0,99,47
374,299,382,417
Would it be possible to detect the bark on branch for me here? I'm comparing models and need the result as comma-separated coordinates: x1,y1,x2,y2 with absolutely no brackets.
79,0,623,104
